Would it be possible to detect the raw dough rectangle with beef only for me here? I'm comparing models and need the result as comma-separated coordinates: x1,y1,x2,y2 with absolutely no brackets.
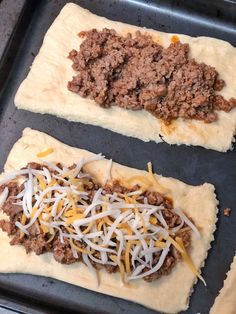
14,3,236,151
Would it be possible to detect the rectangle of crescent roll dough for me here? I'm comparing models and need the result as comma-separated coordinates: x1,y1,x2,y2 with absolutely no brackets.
210,254,236,314
0,128,218,313
14,3,236,152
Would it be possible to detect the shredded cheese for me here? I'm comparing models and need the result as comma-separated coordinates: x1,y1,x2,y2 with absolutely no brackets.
19,214,27,239
57,200,64,214
97,220,104,231
66,213,84,225
64,208,83,217
125,241,132,273
0,159,202,284
110,254,126,284
36,174,46,191
155,240,167,249
139,211,147,233
118,222,133,235
48,179,57,187
176,237,206,285
36,148,54,158
149,216,157,225
30,207,37,219
65,226,77,234
70,239,91,254
167,236,185,254
102,205,114,226
43,206,53,213
0,187,9,208
82,221,94,234
147,162,169,194
40,221,49,234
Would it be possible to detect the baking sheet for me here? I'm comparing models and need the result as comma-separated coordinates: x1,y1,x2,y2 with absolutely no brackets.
0,0,235,313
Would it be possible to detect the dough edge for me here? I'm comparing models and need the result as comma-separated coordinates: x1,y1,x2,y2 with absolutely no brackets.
210,254,236,314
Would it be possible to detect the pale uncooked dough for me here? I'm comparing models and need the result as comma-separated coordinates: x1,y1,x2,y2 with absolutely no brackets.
0,128,218,313
210,254,236,314
14,3,236,152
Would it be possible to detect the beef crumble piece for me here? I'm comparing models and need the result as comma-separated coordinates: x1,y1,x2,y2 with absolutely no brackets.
0,163,192,282
224,208,231,217
144,191,164,205
53,238,78,264
0,182,23,236
68,28,236,123
103,180,140,194
144,253,176,282
19,234,50,255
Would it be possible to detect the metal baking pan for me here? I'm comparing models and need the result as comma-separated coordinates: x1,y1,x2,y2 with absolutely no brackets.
0,0,236,313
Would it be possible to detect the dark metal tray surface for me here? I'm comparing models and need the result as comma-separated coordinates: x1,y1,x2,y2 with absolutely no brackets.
0,0,236,313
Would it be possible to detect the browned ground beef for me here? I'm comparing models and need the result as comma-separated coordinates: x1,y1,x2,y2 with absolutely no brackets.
144,253,176,282
0,163,191,282
223,207,231,217
53,238,78,264
144,191,164,205
68,28,236,123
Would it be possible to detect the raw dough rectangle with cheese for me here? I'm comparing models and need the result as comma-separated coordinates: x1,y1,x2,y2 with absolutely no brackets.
14,3,236,152
0,128,218,313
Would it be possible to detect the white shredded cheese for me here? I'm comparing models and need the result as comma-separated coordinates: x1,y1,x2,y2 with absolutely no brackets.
0,159,199,283
0,187,9,208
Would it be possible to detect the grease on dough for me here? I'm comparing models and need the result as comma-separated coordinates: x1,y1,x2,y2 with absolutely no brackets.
14,3,236,152
0,128,218,313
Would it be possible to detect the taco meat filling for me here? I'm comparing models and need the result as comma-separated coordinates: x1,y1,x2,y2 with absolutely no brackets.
68,28,236,123
0,161,199,282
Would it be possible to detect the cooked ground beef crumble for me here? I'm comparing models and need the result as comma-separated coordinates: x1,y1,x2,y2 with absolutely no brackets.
68,28,236,123
223,208,231,217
